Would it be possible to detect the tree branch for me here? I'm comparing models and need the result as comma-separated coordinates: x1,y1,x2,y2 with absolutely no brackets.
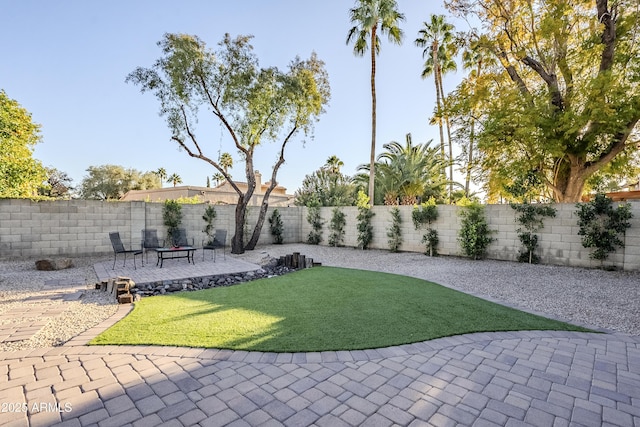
597,0,616,72
584,118,640,176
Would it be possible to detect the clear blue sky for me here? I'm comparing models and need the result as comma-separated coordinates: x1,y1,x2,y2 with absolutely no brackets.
1,0,467,194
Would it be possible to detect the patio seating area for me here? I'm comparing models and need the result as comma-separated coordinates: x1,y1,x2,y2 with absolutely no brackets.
93,253,261,286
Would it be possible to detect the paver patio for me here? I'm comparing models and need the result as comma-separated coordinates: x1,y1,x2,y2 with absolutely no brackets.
0,253,638,426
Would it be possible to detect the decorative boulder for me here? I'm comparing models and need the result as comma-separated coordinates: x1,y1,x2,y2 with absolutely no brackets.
35,258,73,271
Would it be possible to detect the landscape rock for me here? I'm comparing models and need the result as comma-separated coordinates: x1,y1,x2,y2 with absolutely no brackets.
35,258,73,271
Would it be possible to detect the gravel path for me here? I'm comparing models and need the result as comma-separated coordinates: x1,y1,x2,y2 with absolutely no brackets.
1,245,637,353
234,244,640,336
0,256,118,351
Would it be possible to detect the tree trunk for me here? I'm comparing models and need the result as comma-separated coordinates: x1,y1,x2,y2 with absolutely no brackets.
368,25,378,206
552,158,588,203
439,74,454,203
465,117,475,197
231,200,246,254
432,43,446,180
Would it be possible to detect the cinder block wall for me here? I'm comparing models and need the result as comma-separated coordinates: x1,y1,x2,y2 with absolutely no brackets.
1,199,639,270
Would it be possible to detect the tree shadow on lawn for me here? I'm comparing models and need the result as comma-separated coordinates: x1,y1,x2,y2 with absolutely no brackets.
93,267,594,353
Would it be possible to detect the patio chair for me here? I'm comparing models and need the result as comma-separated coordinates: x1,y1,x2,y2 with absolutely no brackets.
109,232,142,270
203,229,227,261
141,229,164,265
171,228,194,247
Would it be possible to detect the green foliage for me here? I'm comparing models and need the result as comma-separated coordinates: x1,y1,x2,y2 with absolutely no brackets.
458,202,493,260
294,156,356,207
356,191,375,249
268,209,284,244
575,194,633,263
306,204,324,245
0,90,47,198
412,199,439,256
202,205,217,244
79,164,161,200
445,1,640,202
127,32,331,253
328,208,347,247
510,203,556,264
387,207,403,252
355,134,447,205
163,200,183,246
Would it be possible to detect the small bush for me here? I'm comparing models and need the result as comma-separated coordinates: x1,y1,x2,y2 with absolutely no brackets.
458,202,494,260
268,209,284,244
510,203,556,264
575,193,632,263
163,200,182,246
202,205,217,245
387,207,403,252
307,205,324,245
412,199,439,256
328,208,346,247
356,190,374,249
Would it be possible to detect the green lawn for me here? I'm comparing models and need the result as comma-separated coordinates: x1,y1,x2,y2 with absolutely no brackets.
91,267,593,352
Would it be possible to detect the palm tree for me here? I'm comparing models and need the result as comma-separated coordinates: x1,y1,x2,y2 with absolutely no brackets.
155,167,167,187
347,0,405,206
416,14,458,202
212,172,225,186
219,152,233,176
167,173,182,187
356,133,447,205
324,155,344,174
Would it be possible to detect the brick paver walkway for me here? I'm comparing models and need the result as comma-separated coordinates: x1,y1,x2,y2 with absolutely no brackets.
1,301,638,426
1,256,639,426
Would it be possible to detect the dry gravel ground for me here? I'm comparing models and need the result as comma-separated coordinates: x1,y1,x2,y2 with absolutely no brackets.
0,244,638,353
0,256,118,351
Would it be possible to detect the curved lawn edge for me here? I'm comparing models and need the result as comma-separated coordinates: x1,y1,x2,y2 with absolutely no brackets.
90,267,594,352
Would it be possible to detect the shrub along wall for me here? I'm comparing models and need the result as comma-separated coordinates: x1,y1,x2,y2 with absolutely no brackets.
1,199,639,270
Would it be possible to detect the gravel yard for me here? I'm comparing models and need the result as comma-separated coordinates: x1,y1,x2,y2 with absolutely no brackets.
0,256,118,351
0,245,638,353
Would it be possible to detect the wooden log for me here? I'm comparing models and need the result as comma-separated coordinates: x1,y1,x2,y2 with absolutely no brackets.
292,252,300,269
299,255,306,269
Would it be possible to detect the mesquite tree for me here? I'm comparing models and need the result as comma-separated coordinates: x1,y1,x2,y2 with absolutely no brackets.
127,33,330,253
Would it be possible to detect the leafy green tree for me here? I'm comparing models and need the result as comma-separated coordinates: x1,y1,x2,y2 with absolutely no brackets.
0,90,47,198
127,33,330,254
79,164,160,200
356,133,447,205
294,156,356,207
445,0,640,202
415,14,458,202
347,0,405,205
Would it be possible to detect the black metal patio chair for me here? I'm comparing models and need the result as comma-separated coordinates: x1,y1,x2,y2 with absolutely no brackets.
109,232,142,270
203,229,227,261
170,228,194,247
141,229,164,265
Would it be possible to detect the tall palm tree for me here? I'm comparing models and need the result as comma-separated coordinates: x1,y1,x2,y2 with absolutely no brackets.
347,0,405,206
324,155,344,174
219,152,233,176
415,14,458,202
167,173,182,187
155,167,167,187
